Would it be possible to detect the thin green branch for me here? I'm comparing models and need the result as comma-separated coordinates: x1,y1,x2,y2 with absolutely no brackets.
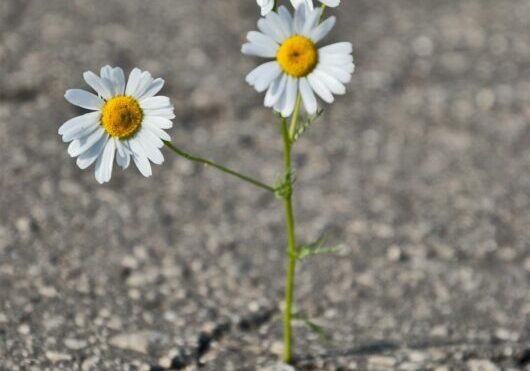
319,5,327,22
288,94,302,140
163,141,275,193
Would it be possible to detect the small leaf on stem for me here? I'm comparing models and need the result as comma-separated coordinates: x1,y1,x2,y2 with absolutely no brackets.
292,109,324,143
296,234,343,260
292,311,333,342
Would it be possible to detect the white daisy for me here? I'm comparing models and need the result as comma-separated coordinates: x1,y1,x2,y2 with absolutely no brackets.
258,0,340,16
242,4,354,117
60,66,174,184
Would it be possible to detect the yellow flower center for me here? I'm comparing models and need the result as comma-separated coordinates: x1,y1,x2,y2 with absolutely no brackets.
276,35,318,78
100,96,143,139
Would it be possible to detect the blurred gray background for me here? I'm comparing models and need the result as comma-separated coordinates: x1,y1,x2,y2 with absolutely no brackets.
0,0,529,370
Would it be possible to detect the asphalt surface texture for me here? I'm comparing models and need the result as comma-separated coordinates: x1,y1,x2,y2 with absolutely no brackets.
0,0,529,370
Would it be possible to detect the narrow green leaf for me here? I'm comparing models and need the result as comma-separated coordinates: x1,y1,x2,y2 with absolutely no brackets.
296,234,343,260
292,311,332,342
292,109,324,142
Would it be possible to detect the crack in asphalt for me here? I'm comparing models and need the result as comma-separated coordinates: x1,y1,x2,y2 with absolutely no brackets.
150,307,275,370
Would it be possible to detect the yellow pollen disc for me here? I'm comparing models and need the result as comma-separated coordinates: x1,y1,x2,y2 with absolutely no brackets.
100,96,143,139
276,35,318,78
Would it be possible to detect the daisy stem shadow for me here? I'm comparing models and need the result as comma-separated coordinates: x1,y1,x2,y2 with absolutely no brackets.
163,141,275,193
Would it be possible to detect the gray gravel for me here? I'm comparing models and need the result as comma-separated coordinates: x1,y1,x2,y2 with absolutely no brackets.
1,0,530,370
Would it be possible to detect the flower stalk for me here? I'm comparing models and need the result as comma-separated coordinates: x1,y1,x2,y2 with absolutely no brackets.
280,4,327,363
164,141,275,193
280,113,298,364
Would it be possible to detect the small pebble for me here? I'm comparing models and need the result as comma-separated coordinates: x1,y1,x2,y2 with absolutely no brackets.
466,359,500,371
367,355,397,369
18,324,30,335
45,351,71,363
64,338,88,350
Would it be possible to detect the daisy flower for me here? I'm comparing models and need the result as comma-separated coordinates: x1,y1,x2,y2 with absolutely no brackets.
258,0,340,16
242,4,354,117
59,66,174,184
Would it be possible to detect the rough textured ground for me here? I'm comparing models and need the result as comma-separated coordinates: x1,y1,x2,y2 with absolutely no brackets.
0,0,529,370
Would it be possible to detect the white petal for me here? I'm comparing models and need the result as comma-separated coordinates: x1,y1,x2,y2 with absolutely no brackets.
255,63,282,93
278,6,294,35
68,128,106,157
132,71,153,99
116,150,130,169
318,64,352,83
76,135,108,170
257,17,286,44
291,0,313,10
129,136,146,157
257,0,275,16
143,109,175,120
265,74,288,107
319,52,354,65
343,62,355,74
62,120,99,143
95,139,115,184
116,139,131,169
83,71,113,99
59,111,100,139
274,88,286,113
307,73,334,103
140,96,172,110
320,0,340,7
100,66,116,95
138,78,165,100
267,9,291,40
65,89,104,110
313,69,346,95
302,8,321,36
143,115,173,129
319,42,352,55
125,68,142,96
137,126,164,149
135,135,164,164
309,16,336,43
241,42,277,58
143,121,171,141
132,153,152,178
247,31,279,51
246,61,281,92
111,67,126,95
299,77,318,114
293,2,307,34
100,65,113,80
281,77,298,117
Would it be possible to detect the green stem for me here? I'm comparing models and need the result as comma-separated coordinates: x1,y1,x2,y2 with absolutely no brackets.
163,141,275,193
288,94,302,140
281,117,298,364
319,5,327,22
280,5,328,363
